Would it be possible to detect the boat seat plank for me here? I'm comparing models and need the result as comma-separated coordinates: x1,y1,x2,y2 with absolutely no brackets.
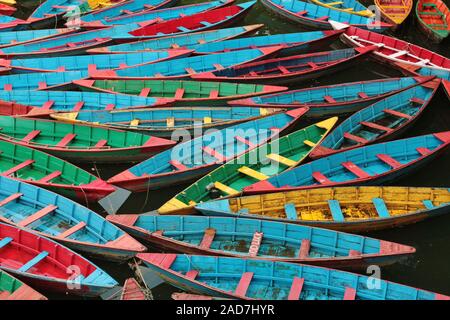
0,237,12,249
203,117,212,124
73,101,84,111
199,228,215,249
202,146,226,162
185,68,196,75
298,239,310,258
303,140,316,147
130,119,140,127
105,104,115,110
410,97,425,104
177,26,190,32
383,109,412,119
307,61,319,69
18,251,49,272
159,254,177,269
316,16,329,21
57,222,86,239
343,287,356,300
165,117,174,128
209,90,219,98
323,95,336,103
238,166,269,181
169,160,188,171
312,171,332,184
288,277,304,300
21,130,41,143
2,160,35,176
277,65,290,74
94,140,108,148
214,181,239,195
0,193,23,207
174,88,185,99
422,200,434,210
235,136,256,148
360,121,393,132
344,132,368,144
328,200,345,222
3,84,12,91
42,100,54,110
266,153,296,167
358,92,369,99
296,10,308,15
38,171,62,183
213,64,224,70
341,161,371,178
416,147,432,156
235,272,253,297
55,133,76,148
376,154,402,168
200,21,212,27
372,198,390,218
139,88,151,97
284,203,297,220
185,270,199,280
248,232,263,257
17,205,57,227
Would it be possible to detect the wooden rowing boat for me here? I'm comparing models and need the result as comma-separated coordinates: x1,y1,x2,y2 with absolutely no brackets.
196,186,450,233
0,28,75,49
50,106,282,137
310,78,440,158
87,25,263,54
191,47,376,85
77,0,178,26
260,0,392,32
72,79,286,106
229,76,435,117
0,3,15,15
192,30,344,56
0,15,27,32
416,0,450,43
107,109,307,191
1,50,192,74
0,116,176,163
120,278,148,300
90,47,282,80
394,62,450,81
107,214,415,269
138,253,449,300
0,139,115,202
0,221,119,296
330,23,450,71
0,90,173,117
375,0,413,27
129,1,256,37
0,176,146,261
0,71,88,91
0,270,47,300
242,132,450,195
309,0,374,17
78,0,234,28
158,116,336,215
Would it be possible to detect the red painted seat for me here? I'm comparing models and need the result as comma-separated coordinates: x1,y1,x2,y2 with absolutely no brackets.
343,287,356,300
248,232,263,257
288,277,304,300
344,132,368,144
316,16,329,21
307,62,318,69
208,90,219,98
3,84,12,91
158,254,177,269
55,133,76,148
94,140,108,148
38,171,62,183
199,228,215,249
21,130,41,143
277,65,290,74
341,161,371,179
105,104,115,110
174,88,185,99
213,64,224,70
410,97,425,104
57,222,86,239
18,205,57,227
0,193,22,207
416,147,431,156
296,10,308,15
41,100,54,110
323,95,336,103
2,160,35,176
312,171,332,184
185,270,199,280
383,108,412,119
139,88,151,97
360,121,393,132
202,146,226,162
235,136,256,148
73,101,85,111
235,272,253,297
376,154,402,168
358,92,369,99
298,239,311,259
38,82,47,89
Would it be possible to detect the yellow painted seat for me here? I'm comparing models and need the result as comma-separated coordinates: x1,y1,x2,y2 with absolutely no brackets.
203,117,212,124
214,182,239,195
266,153,297,167
130,119,140,127
238,166,269,181
303,140,317,148
166,117,175,127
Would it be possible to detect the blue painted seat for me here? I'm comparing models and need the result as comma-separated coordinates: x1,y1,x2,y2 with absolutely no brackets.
0,237,13,249
177,26,191,32
372,198,390,218
328,200,345,222
284,203,297,220
422,200,435,209
18,251,49,272
200,21,212,27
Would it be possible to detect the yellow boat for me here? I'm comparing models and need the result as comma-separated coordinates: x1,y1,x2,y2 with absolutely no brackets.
375,0,413,26
310,0,375,18
195,186,450,232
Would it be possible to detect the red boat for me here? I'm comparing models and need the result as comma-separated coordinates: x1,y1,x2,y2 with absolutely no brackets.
331,22,450,72
0,3,15,15
191,46,376,85
129,2,255,37
0,222,118,297
120,278,148,300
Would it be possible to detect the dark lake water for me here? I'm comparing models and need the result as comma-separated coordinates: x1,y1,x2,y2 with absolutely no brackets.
15,0,450,299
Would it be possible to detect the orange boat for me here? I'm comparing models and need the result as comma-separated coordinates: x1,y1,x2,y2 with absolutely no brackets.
375,0,413,27
416,0,450,43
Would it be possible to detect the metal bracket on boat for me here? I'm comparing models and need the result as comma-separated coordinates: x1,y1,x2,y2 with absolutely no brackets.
98,186,132,215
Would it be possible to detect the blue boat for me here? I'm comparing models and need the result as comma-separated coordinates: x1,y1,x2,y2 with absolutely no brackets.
0,71,88,91
0,221,118,297
192,30,344,56
243,132,450,194
310,79,440,158
229,76,435,117
260,0,392,32
0,28,74,49
309,0,373,17
0,90,173,116
2,50,192,73
50,106,281,137
0,175,146,261
90,46,281,80
106,214,415,269
107,108,306,191
88,25,263,54
79,0,234,28
137,253,449,300
78,0,176,24
0,15,27,32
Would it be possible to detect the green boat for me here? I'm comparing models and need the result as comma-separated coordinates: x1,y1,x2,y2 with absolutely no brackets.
0,116,176,163
0,139,115,202
158,117,338,215
73,79,287,106
0,269,47,300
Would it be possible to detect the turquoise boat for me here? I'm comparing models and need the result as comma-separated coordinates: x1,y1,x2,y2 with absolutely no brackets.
0,71,88,91
0,28,74,49
138,253,449,300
